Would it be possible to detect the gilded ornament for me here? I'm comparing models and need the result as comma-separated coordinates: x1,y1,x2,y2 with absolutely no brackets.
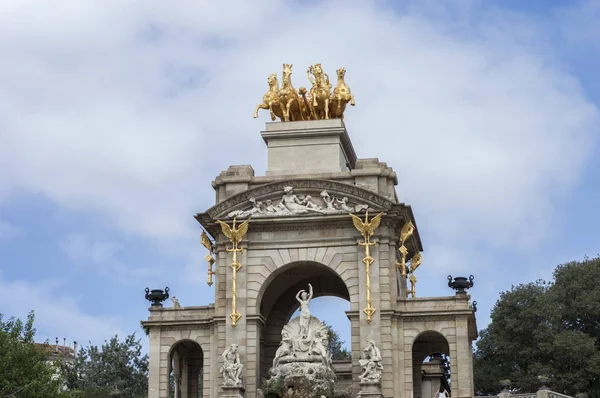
396,221,415,278
409,252,422,273
253,73,283,121
350,211,384,323
406,253,423,298
216,217,250,327
200,229,216,286
254,63,355,121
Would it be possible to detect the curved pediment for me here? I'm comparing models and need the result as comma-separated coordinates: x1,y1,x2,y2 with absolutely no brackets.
206,179,395,219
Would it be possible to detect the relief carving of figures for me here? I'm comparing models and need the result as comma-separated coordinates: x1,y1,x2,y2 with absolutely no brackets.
220,344,243,387
227,186,373,218
358,340,383,383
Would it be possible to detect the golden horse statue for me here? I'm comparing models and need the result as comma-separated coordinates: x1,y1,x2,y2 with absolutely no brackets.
278,64,305,122
307,63,332,120
253,73,283,121
330,67,355,119
253,63,355,121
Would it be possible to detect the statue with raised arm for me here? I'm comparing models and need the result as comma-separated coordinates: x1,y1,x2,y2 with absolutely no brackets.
220,344,243,387
296,283,314,338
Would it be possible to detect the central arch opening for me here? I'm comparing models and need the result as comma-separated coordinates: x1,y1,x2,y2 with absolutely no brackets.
257,261,351,384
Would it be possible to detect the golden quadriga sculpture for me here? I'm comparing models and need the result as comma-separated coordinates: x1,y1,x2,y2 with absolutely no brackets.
253,63,355,122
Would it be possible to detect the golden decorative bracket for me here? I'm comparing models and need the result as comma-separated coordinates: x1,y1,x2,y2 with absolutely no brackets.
406,252,423,298
350,211,384,323
396,221,415,278
201,230,216,286
216,218,250,328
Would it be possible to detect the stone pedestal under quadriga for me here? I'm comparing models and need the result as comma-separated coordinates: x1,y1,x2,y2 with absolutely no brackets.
142,120,478,398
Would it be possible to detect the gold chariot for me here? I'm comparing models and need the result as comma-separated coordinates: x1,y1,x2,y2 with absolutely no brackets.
253,63,355,122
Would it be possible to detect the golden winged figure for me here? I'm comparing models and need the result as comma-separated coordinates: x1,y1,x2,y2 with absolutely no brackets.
350,211,384,241
200,230,214,253
409,252,422,273
215,218,250,247
400,220,415,243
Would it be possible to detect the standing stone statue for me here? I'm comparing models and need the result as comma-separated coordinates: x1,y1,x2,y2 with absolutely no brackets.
220,344,243,387
296,283,314,338
359,340,383,383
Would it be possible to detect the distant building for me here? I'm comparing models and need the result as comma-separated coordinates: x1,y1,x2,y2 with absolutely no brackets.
35,340,77,392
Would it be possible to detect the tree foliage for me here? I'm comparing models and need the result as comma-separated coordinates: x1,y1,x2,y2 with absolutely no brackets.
323,322,351,360
474,256,600,397
60,333,149,398
0,310,62,398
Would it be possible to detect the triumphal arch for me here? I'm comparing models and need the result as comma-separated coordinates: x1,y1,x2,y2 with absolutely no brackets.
142,63,478,398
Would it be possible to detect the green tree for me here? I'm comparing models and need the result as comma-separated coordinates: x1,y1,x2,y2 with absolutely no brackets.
0,310,62,398
474,256,600,397
323,322,351,360
61,333,149,398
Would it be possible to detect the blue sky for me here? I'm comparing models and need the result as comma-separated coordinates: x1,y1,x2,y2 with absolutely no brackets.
0,0,599,352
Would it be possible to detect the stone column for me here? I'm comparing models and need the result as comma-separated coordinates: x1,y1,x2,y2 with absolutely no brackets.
148,329,161,398
172,351,181,398
347,310,361,387
455,316,473,397
227,249,249,392
180,357,189,398
245,315,265,396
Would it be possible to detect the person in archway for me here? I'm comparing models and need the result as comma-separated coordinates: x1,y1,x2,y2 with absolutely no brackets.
296,283,314,338
435,387,449,398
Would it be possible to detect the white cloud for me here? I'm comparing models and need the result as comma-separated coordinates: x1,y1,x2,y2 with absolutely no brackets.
0,0,598,297
0,221,20,240
0,272,125,346
59,233,159,281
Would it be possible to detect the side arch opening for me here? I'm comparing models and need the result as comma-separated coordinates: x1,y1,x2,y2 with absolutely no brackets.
168,339,203,398
412,331,451,398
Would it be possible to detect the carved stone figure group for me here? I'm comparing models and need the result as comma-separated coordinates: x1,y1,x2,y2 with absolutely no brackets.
358,339,383,383
271,284,333,376
220,344,244,387
253,63,355,122
228,186,370,218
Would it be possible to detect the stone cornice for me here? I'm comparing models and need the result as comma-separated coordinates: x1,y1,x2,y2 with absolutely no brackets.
246,314,267,328
141,319,215,331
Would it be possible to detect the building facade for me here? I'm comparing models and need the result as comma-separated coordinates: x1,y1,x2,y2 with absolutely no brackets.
142,119,478,398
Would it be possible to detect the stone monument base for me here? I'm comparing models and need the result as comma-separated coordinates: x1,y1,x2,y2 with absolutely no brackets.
270,360,335,397
221,385,245,398
357,381,384,398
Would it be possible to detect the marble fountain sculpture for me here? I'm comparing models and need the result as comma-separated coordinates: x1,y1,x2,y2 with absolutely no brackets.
267,284,336,395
